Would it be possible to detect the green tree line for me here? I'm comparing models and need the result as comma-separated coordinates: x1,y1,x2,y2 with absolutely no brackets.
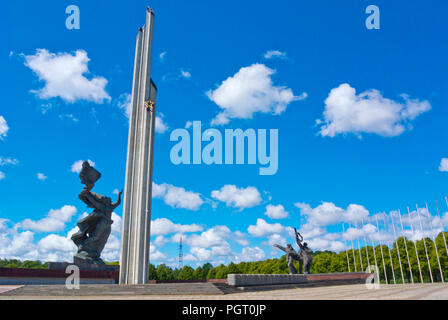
0,259,48,269
2,232,448,283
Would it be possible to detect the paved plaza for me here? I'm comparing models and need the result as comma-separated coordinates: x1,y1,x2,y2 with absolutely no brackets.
1,283,448,300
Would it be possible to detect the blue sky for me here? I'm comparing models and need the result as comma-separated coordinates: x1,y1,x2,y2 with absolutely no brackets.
1,0,448,267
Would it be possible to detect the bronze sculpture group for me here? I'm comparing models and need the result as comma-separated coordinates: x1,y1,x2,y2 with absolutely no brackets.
273,228,313,274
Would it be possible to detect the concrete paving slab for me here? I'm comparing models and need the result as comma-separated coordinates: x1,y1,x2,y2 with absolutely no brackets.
0,286,22,294
1,283,448,300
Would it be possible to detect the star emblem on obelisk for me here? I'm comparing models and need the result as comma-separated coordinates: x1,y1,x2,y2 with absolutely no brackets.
144,99,155,111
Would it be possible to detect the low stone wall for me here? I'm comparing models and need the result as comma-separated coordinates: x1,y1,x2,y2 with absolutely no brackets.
307,272,370,282
227,272,372,287
0,277,116,285
0,267,118,285
228,274,307,286
48,262,119,272
148,279,227,284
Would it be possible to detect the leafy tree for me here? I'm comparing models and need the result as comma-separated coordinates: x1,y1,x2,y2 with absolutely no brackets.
206,267,217,279
178,266,195,280
192,266,206,280
214,264,229,279
202,263,213,276
156,264,175,280
148,263,157,280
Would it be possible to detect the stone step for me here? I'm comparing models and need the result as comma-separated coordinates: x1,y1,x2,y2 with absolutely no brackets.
0,283,228,296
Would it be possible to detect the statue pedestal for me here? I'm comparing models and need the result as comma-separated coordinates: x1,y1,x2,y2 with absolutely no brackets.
0,266,119,285
227,272,371,287
48,262,119,272
228,274,307,286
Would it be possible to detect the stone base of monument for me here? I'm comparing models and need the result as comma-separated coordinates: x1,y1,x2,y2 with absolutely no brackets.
227,272,371,288
228,274,307,286
0,265,119,285
48,262,119,272
0,271,371,294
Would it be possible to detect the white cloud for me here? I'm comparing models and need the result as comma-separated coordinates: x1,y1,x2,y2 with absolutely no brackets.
24,49,111,103
175,225,237,262
211,185,262,210
110,212,122,236
0,230,37,260
263,50,288,60
150,244,166,261
37,173,47,181
183,253,197,261
207,63,307,125
151,218,203,236
265,233,287,247
317,83,431,138
58,114,79,122
190,247,213,261
71,159,95,173
117,93,132,118
3,211,120,263
0,155,14,180
180,70,191,79
0,157,19,166
0,116,9,140
233,230,249,246
0,219,9,233
155,115,169,134
264,204,289,219
308,238,346,252
152,182,204,211
154,235,169,247
159,51,167,62
152,182,167,198
297,223,326,240
295,202,369,226
439,158,448,172
184,226,231,248
247,218,287,237
162,69,192,82
189,244,232,262
0,210,117,262
101,234,121,261
37,234,76,254
17,205,77,233
342,223,377,241
237,247,266,262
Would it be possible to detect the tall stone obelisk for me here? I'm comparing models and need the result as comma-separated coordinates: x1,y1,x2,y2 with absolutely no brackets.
119,7,157,285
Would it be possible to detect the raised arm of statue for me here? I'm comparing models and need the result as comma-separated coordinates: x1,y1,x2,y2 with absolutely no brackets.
273,244,287,252
294,228,303,246
112,190,123,209
84,192,106,211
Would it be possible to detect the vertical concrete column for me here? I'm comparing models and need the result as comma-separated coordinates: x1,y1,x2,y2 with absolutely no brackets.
119,7,157,285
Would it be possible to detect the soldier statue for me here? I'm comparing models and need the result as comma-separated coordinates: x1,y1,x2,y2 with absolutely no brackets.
294,228,313,274
273,227,313,274
273,243,300,274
